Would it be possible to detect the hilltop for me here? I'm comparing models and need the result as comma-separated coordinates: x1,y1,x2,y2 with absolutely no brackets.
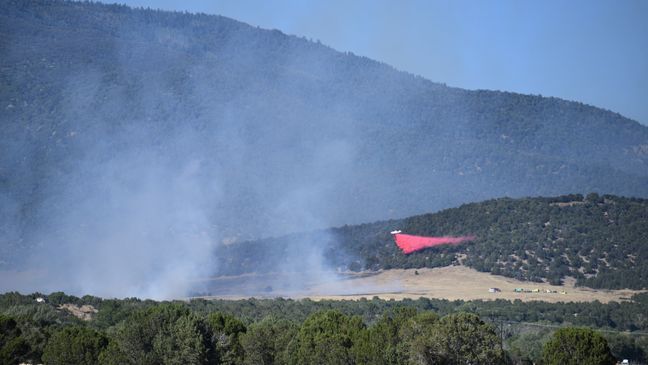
1,0,648,266
216,194,648,290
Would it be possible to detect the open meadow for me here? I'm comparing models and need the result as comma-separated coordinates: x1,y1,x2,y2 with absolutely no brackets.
198,265,644,303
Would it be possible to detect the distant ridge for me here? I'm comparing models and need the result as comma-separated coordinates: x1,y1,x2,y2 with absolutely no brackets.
1,0,647,265
217,194,648,290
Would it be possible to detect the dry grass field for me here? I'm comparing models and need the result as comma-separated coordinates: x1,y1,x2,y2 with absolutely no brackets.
4,265,641,303
200,266,644,303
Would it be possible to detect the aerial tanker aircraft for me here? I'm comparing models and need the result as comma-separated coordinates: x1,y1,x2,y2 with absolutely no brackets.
391,230,475,254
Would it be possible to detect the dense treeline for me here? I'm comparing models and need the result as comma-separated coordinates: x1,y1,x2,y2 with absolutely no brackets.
2,0,648,267
217,194,648,289
2,291,646,364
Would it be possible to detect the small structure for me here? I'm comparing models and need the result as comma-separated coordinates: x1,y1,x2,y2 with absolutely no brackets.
35,297,45,303
488,287,501,293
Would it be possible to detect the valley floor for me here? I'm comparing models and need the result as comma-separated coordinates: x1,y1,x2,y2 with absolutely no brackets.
199,266,644,303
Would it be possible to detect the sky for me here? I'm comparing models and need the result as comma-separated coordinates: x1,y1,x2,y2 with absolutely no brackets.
98,0,648,124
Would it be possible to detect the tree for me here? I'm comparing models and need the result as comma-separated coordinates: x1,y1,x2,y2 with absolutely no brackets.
153,314,207,365
0,314,30,365
99,303,191,365
240,316,298,365
506,329,551,364
41,326,108,365
409,312,504,365
291,310,364,365
206,311,247,365
350,306,421,365
542,327,615,365
605,333,647,363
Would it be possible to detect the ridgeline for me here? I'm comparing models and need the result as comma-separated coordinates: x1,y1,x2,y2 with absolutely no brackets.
217,194,648,290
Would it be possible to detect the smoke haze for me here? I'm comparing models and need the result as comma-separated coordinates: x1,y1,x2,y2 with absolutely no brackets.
1,3,364,298
1,1,648,299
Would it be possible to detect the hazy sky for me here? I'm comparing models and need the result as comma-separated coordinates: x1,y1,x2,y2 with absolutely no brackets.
98,0,648,124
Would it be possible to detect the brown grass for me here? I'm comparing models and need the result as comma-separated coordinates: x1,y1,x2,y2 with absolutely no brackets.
303,266,642,303
198,266,644,303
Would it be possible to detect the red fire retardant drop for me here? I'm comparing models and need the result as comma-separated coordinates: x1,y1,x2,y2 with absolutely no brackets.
392,233,475,254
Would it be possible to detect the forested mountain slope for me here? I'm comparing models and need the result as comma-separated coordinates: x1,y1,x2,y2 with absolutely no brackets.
2,0,648,266
217,194,648,289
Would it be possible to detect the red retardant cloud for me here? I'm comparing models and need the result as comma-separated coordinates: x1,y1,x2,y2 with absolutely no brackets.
392,233,475,254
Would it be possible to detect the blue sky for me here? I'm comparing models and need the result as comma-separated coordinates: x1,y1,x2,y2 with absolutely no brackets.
100,0,648,125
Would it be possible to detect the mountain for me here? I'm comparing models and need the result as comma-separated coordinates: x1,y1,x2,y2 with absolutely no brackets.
1,0,648,267
217,194,648,290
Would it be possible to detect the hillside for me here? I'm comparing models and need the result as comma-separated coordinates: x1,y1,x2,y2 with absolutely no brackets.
1,0,648,268
216,194,648,290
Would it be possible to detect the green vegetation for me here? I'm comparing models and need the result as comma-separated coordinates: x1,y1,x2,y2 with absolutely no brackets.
542,327,615,365
407,312,505,364
293,310,364,364
240,316,296,365
219,194,648,289
1,1,646,361
0,314,30,364
98,304,212,365
41,326,107,365
2,291,648,364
